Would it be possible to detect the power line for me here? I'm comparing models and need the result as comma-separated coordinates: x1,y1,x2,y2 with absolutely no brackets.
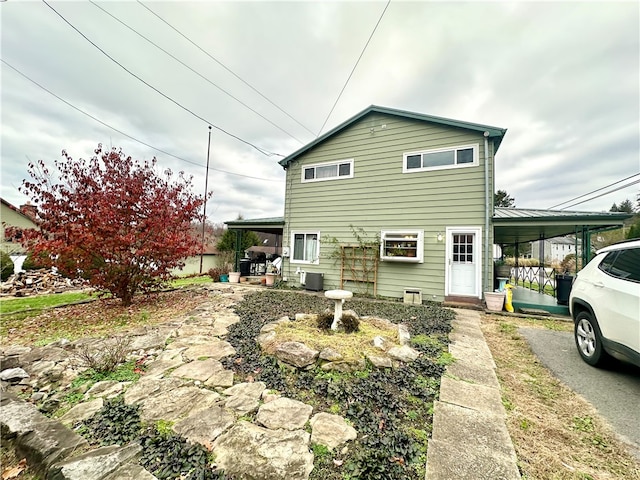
89,1,305,144
316,0,391,137
136,0,316,138
561,179,640,210
41,0,283,158
549,172,640,208
1,59,282,183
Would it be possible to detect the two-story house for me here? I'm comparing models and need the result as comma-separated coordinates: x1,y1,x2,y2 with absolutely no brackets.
277,105,507,303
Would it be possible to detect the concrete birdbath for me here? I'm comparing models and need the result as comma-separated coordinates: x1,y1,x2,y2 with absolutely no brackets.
324,289,353,330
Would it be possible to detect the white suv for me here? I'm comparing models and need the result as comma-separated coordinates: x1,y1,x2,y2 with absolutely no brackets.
569,239,640,368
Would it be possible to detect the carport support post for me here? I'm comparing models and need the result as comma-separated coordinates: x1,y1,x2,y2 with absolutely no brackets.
234,229,241,272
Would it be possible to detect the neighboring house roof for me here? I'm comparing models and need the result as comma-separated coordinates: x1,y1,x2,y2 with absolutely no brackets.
0,198,38,226
278,105,508,168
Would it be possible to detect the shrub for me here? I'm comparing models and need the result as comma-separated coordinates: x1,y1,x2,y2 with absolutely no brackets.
74,336,132,373
208,265,230,282
22,250,47,270
340,311,360,333
1,251,14,281
316,309,334,330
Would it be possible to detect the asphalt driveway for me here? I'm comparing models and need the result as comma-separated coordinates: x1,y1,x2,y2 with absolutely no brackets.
519,327,640,458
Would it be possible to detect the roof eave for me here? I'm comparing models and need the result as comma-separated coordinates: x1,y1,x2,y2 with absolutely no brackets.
279,105,507,168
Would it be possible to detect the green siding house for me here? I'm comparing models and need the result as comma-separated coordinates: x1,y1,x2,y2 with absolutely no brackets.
278,105,507,303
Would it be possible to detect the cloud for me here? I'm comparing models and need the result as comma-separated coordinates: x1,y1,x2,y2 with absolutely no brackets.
1,0,638,224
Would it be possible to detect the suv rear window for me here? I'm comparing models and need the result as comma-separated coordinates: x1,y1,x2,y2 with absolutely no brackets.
598,248,640,282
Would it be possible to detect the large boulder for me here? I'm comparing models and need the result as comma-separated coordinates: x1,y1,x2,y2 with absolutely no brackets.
212,421,314,480
310,412,357,450
274,342,318,368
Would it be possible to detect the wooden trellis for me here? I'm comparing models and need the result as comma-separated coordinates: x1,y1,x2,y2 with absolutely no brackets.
339,244,379,296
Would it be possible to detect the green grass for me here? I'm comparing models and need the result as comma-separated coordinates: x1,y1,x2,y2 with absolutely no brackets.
169,275,213,288
0,291,93,314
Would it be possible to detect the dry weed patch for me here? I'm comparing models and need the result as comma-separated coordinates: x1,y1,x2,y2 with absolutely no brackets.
482,314,639,479
267,314,400,361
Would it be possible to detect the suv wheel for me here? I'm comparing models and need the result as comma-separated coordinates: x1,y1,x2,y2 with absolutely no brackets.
574,311,609,367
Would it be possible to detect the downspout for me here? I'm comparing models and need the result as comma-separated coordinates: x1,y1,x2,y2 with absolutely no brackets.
484,132,490,295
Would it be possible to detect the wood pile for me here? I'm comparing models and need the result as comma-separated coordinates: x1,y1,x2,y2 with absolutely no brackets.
0,269,89,297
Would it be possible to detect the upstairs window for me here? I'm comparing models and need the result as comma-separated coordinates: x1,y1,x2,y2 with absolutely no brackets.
403,144,478,173
302,159,354,183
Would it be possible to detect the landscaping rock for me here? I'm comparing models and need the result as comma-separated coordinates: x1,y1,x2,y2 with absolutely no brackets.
143,348,186,377
0,393,88,477
170,358,224,381
223,382,266,415
127,328,173,351
398,324,411,345
182,339,236,361
256,397,313,430
274,342,318,368
204,369,234,388
256,330,277,349
0,367,29,382
48,442,142,480
212,421,314,480
294,313,316,322
85,380,130,399
371,336,394,351
138,386,220,422
223,382,267,399
310,412,357,450
104,464,158,480
224,394,260,415
387,345,420,363
319,347,343,362
365,354,393,368
173,405,235,447
123,377,188,405
59,398,104,426
320,359,366,373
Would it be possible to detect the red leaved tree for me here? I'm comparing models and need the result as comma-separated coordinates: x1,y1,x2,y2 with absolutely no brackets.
14,145,206,306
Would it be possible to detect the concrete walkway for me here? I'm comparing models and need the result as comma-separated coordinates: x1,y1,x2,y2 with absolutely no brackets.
426,308,521,479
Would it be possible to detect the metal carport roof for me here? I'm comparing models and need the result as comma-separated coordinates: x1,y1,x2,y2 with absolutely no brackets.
493,207,632,245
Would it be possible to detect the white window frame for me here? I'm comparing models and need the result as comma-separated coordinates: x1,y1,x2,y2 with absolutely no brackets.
290,231,320,264
301,159,354,183
380,230,424,263
403,144,479,173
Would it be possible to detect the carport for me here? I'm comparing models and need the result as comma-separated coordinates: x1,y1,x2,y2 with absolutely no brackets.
493,207,633,314
224,217,285,272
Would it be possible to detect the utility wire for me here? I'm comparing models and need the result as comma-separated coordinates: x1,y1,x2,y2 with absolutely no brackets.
89,1,304,144
560,179,640,210
316,0,391,137
1,59,282,183
136,0,316,138
549,172,640,208
41,0,283,158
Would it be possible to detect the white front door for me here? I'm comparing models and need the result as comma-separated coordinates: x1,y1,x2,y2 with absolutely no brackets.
447,228,481,297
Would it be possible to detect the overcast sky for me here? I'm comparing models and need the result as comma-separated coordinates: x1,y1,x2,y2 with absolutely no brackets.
1,1,639,225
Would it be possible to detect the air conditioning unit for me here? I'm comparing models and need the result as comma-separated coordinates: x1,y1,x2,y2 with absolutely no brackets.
305,272,324,291
403,288,422,305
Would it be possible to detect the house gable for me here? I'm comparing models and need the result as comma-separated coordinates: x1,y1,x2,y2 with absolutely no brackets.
281,107,506,301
